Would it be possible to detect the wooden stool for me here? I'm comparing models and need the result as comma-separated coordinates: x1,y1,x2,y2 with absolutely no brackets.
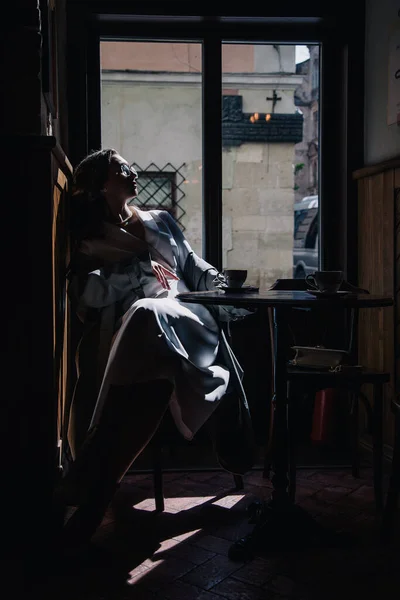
286,367,390,510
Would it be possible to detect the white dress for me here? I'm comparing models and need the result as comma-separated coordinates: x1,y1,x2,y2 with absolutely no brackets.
84,209,234,440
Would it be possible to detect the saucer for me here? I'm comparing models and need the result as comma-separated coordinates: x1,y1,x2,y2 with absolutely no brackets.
223,285,259,293
307,290,350,298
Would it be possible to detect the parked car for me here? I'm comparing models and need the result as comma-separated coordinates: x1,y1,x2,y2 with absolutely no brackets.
293,195,319,279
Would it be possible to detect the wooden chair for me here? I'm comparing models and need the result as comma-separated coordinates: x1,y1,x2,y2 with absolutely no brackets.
65,310,245,514
150,413,244,512
286,367,389,509
148,320,245,512
264,278,390,511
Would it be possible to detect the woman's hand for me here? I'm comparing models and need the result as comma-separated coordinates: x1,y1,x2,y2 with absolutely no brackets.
151,260,179,290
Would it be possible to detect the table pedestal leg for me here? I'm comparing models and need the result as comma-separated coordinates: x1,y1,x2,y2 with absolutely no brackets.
228,308,350,561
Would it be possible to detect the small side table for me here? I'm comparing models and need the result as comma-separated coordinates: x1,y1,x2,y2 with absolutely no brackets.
177,289,393,559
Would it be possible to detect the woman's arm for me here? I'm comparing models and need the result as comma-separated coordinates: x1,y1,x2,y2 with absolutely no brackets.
159,211,253,322
158,211,221,288
67,251,145,316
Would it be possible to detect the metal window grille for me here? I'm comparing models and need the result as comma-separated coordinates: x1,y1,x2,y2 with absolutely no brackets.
128,162,187,230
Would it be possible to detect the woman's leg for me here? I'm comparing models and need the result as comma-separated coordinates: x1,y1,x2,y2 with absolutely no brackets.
56,378,173,545
67,324,102,460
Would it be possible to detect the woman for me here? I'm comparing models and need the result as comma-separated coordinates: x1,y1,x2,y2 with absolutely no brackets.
56,148,254,545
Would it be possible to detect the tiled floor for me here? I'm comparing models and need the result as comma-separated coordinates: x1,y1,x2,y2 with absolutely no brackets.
29,466,399,599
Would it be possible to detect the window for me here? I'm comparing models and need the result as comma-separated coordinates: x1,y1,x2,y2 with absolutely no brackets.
313,110,319,139
305,216,318,249
294,206,318,248
100,40,320,284
69,6,363,288
132,172,175,208
312,58,319,90
293,198,318,278
128,165,187,230
310,159,318,191
100,41,203,252
221,43,319,287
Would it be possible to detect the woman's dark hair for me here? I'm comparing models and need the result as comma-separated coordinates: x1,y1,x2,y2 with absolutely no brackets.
70,148,118,242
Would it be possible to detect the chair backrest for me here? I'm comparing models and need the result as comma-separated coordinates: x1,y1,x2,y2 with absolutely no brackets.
269,278,370,359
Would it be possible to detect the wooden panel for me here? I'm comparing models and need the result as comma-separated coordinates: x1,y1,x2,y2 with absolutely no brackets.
353,157,400,180
395,169,400,403
3,135,72,554
358,166,396,449
51,163,72,472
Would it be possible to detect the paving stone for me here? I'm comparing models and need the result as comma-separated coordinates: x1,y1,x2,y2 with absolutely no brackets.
191,534,234,555
212,576,277,599
172,529,203,543
186,471,221,483
182,555,244,590
162,541,217,565
313,485,354,503
293,484,322,500
211,519,254,542
139,555,197,592
339,485,376,507
244,472,275,488
160,579,221,600
232,557,277,586
265,574,304,597
307,470,369,489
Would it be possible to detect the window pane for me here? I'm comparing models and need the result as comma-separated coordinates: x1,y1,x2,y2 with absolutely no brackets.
100,41,202,248
134,174,173,207
221,43,320,287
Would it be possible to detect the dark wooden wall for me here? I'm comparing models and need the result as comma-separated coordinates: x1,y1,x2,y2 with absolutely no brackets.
354,158,400,453
3,136,72,563
2,1,72,565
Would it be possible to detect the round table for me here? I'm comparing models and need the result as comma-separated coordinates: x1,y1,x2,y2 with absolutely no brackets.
177,289,393,559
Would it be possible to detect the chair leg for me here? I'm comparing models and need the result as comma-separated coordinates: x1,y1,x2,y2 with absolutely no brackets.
288,455,296,503
382,409,400,540
350,390,360,479
372,383,384,512
152,442,164,512
288,384,296,503
263,307,275,481
263,394,275,480
233,474,244,490
263,456,271,480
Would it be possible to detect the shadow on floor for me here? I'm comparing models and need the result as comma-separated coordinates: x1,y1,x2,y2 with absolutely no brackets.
23,467,400,600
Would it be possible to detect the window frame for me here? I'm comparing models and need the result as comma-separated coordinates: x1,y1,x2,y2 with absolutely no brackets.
66,1,365,279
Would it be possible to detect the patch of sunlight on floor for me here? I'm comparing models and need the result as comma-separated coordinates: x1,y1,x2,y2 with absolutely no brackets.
212,494,246,508
171,528,202,542
126,528,204,584
127,557,164,584
133,493,246,512
132,496,216,511
131,498,157,510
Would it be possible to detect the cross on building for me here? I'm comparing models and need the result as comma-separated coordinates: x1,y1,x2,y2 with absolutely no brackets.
266,89,282,113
